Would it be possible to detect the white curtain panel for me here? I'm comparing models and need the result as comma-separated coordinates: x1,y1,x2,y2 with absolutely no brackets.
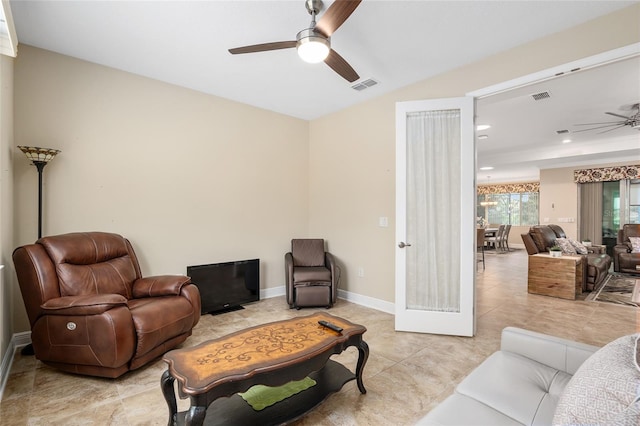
406,110,461,312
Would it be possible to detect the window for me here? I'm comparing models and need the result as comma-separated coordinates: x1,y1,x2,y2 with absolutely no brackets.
630,180,640,224
477,191,539,225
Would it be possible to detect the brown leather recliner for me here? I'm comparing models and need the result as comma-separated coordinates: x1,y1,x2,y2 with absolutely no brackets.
521,225,611,291
613,224,640,274
285,239,340,309
13,232,201,378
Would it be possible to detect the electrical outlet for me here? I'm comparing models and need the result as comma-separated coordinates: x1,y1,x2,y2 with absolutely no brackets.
357,267,365,277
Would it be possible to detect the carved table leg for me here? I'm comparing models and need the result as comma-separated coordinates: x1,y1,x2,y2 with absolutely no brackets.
355,339,369,394
185,404,207,426
161,370,177,426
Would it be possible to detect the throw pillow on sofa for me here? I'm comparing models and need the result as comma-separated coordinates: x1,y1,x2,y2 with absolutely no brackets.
569,239,589,255
553,333,640,426
630,236,640,253
555,238,577,255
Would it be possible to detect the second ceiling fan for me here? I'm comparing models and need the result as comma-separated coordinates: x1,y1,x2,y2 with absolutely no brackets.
228,0,361,83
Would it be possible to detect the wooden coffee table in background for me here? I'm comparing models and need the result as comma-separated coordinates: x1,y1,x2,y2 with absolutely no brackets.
161,312,369,425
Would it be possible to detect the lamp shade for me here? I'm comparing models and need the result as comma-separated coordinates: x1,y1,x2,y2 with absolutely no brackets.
18,146,61,163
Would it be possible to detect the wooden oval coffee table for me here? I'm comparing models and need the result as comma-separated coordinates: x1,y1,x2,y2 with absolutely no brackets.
161,312,369,425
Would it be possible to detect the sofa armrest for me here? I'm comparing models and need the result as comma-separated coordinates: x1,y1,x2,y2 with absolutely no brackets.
132,275,191,298
500,327,599,375
41,294,128,315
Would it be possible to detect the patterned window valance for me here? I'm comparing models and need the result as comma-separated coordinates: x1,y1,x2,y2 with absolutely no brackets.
477,182,539,195
574,165,640,183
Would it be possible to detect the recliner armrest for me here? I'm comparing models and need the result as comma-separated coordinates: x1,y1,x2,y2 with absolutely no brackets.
132,275,191,298
614,242,632,253
500,327,599,375
41,294,128,315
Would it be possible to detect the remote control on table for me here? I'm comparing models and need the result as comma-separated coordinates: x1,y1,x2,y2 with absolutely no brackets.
318,320,343,333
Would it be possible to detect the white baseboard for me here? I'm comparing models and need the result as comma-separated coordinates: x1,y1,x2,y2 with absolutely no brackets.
0,332,31,400
262,285,394,315
337,289,395,314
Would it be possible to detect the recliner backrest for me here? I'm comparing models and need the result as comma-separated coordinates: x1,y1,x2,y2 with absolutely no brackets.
38,232,141,298
621,224,640,243
529,226,558,252
548,224,566,238
291,239,325,267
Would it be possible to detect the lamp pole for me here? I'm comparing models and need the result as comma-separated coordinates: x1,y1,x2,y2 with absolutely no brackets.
17,146,61,356
34,161,46,238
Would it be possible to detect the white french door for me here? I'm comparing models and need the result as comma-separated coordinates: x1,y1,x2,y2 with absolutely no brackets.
395,97,475,336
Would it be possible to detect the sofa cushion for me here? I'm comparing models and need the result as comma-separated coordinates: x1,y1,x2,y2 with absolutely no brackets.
416,393,523,425
455,351,571,425
553,334,640,425
630,236,640,253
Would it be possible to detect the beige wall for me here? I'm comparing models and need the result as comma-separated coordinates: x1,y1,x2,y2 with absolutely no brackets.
8,5,640,334
539,167,579,238
1,54,14,358
13,46,310,332
309,5,640,303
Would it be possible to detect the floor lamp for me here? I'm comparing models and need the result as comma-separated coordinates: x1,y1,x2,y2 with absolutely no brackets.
17,146,61,239
17,146,61,356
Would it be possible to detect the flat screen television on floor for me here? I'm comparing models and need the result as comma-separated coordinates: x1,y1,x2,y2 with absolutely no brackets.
187,259,260,315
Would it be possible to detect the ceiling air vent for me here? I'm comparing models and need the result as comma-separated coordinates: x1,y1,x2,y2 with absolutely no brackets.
556,129,569,135
352,78,378,91
531,91,551,101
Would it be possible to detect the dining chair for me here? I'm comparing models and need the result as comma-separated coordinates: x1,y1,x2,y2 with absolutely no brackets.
485,224,505,252
476,227,485,270
503,224,512,251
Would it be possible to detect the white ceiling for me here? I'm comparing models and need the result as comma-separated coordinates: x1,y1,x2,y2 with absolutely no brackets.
477,55,640,183
8,0,640,183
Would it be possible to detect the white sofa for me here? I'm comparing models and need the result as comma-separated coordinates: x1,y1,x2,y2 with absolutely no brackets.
419,327,640,425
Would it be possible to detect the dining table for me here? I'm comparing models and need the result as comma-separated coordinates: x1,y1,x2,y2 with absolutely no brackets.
483,227,498,237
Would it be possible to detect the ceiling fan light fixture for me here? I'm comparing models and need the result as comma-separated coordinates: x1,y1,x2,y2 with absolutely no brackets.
296,29,330,63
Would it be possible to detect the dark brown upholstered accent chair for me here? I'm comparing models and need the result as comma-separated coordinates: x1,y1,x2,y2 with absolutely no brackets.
613,224,640,274
13,232,201,378
285,239,340,309
521,225,611,291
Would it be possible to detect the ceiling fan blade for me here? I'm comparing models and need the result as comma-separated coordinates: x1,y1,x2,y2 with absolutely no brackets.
605,112,631,120
229,41,296,55
572,123,627,133
324,49,359,82
315,0,362,37
596,124,629,134
574,121,624,126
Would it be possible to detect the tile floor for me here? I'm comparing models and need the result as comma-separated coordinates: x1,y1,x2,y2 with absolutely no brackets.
1,249,637,425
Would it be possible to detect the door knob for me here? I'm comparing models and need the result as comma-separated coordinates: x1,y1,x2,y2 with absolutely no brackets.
398,242,412,248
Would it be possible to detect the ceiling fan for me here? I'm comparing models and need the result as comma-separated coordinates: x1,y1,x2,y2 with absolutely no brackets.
228,0,361,83
573,102,640,134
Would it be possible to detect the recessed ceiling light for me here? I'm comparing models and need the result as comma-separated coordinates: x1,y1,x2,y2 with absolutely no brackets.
562,139,572,144
480,166,494,171
476,124,491,131
478,135,489,140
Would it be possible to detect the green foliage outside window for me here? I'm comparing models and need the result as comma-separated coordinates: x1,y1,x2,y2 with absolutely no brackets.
477,192,539,226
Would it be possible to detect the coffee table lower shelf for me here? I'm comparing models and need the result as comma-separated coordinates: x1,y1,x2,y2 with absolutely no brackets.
173,360,355,426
